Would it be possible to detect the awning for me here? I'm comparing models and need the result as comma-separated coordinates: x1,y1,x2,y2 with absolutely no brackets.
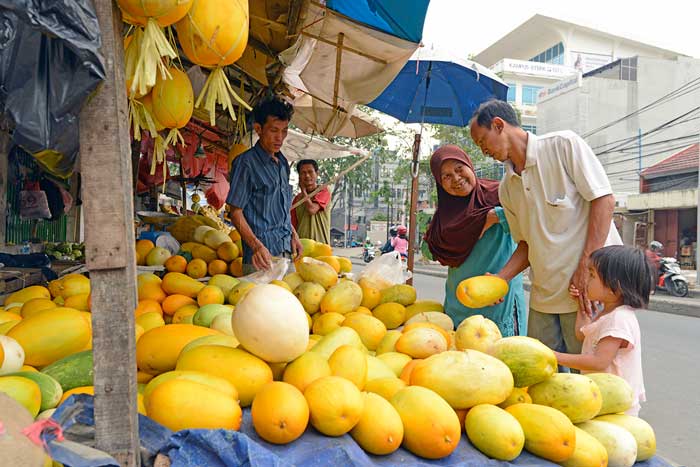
291,94,383,138
326,0,430,43
248,128,368,161
280,1,419,111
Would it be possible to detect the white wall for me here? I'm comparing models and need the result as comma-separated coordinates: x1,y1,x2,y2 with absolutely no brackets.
538,57,700,195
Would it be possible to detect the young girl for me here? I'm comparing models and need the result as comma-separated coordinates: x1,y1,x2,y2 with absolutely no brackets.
554,245,654,416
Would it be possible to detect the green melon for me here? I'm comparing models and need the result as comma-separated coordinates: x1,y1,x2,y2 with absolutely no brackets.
490,336,557,387
8,371,63,411
528,373,602,423
40,350,93,391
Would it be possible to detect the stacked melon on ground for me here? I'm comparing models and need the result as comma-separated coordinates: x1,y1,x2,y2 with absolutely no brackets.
0,264,658,466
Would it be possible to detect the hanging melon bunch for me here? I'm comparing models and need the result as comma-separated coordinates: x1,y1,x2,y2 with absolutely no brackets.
125,30,158,141
175,0,252,126
117,0,193,98
139,91,168,175
150,66,194,173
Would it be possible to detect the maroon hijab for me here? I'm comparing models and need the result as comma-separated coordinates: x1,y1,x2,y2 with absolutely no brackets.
424,145,501,267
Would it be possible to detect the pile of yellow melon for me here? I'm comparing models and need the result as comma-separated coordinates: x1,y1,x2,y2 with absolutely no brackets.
0,267,658,466
136,225,245,277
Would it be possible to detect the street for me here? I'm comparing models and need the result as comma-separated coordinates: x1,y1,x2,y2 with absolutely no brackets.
352,262,699,466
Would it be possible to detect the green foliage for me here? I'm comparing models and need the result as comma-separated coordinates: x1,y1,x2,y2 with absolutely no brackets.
372,212,388,221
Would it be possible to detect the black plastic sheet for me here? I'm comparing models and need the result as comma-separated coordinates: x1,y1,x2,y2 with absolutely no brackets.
0,0,105,178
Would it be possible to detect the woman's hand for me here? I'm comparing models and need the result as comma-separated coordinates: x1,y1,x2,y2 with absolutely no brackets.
479,209,499,239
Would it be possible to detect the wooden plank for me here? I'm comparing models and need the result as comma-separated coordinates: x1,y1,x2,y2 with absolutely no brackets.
78,2,139,466
0,131,10,246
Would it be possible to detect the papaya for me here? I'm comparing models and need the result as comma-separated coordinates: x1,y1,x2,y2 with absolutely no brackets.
320,280,362,314
295,257,338,289
161,272,205,298
379,284,417,306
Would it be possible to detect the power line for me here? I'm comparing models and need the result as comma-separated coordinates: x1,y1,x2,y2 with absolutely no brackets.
582,75,700,138
590,114,700,152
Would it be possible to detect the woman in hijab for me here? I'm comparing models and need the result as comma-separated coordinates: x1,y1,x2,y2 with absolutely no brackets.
425,145,526,336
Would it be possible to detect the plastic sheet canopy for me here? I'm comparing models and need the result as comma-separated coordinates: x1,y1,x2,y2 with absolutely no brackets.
0,0,105,179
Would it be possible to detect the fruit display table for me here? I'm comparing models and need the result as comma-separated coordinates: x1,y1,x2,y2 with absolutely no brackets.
48,395,675,467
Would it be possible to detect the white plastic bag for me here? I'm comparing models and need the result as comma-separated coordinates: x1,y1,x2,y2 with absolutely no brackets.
357,251,412,288
241,257,290,284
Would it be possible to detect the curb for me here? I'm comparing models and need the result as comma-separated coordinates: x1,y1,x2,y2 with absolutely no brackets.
349,257,700,318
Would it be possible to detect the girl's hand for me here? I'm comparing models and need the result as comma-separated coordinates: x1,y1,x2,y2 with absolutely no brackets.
569,283,581,297
479,209,499,239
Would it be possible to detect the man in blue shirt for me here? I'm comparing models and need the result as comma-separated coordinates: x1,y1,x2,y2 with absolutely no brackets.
226,96,303,271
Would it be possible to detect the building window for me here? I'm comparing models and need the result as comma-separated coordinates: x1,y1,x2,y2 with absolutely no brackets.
521,85,542,105
620,57,638,81
506,83,516,103
531,42,564,65
522,124,537,134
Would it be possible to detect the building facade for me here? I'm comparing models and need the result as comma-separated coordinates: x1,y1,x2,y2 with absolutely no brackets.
474,14,686,135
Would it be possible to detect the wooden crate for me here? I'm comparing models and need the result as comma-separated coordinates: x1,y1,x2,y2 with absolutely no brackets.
0,268,45,303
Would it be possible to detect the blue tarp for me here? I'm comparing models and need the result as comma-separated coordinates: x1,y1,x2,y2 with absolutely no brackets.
47,395,677,467
326,0,430,43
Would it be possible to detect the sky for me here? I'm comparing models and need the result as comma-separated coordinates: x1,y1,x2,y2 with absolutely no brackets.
421,0,700,59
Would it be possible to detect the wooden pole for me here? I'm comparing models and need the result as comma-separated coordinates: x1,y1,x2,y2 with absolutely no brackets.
406,132,421,285
79,2,139,465
0,131,9,246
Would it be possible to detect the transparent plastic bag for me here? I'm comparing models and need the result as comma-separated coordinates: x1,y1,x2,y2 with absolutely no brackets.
241,257,290,284
357,251,411,289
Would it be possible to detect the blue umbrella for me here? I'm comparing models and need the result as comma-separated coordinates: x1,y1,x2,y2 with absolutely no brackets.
368,48,508,126
366,48,508,279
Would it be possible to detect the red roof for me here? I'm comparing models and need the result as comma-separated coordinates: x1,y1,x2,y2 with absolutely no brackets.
641,143,698,179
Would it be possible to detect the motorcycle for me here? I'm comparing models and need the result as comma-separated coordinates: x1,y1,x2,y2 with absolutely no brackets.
658,257,689,297
362,245,376,263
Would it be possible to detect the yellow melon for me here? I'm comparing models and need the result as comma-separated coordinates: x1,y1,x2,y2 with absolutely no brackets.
176,345,272,406
136,324,219,375
366,355,396,382
295,257,338,289
455,314,502,353
395,327,447,359
282,351,331,393
506,403,576,462
283,272,304,291
498,387,532,409
161,294,197,316
0,375,41,416
363,377,406,402
60,275,90,299
390,386,461,459
6,286,50,306
341,313,386,350
405,300,444,320
295,282,326,314
135,312,166,333
320,280,362,314
561,426,609,467
172,304,198,324
375,330,402,355
58,386,94,405
252,382,309,444
20,298,57,319
315,256,341,274
309,326,365,360
161,272,205,298
143,369,237,410
303,376,364,436
595,414,656,462
147,379,241,431
7,308,91,367
464,404,524,461
372,302,406,329
328,345,367,390
409,350,513,409
350,392,403,455
379,284,417,306
359,278,381,310
197,285,225,306
376,352,412,377
399,359,423,384
529,373,602,423
456,275,509,308
312,312,345,336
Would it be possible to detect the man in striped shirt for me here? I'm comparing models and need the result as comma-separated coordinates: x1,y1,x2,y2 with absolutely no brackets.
226,96,303,272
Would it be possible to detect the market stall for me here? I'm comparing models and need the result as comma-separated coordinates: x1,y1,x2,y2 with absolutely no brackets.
0,1,678,467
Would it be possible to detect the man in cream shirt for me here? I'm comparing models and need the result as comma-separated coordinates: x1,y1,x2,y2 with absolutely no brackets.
470,99,621,358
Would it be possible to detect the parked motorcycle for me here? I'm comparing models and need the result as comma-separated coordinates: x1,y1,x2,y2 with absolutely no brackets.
658,257,689,297
363,245,376,263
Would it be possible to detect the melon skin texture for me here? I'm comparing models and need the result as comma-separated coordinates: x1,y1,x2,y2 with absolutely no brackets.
528,373,603,423
464,404,524,461
577,420,638,467
506,403,576,462
595,414,656,462
490,336,557,387
561,426,609,467
231,284,309,363
586,373,635,415
41,350,93,391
